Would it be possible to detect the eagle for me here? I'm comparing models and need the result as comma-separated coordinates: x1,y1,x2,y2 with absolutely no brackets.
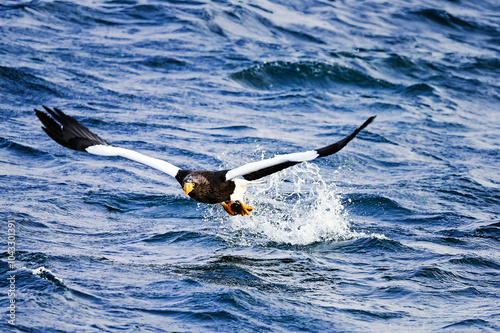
35,106,375,216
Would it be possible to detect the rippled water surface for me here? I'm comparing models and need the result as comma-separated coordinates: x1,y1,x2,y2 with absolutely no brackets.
1,0,499,331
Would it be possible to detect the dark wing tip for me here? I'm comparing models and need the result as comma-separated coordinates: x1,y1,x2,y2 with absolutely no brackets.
34,106,110,151
316,115,376,158
352,115,376,134
365,115,376,127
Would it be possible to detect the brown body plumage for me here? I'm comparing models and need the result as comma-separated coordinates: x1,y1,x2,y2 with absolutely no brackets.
175,170,234,204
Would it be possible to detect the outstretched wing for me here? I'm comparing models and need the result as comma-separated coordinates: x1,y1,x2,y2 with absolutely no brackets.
34,106,180,178
35,106,110,150
224,116,375,181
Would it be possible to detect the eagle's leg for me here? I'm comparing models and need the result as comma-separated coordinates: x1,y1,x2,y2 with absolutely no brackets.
222,200,254,216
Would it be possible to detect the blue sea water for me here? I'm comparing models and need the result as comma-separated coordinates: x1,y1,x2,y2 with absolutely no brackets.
1,0,499,331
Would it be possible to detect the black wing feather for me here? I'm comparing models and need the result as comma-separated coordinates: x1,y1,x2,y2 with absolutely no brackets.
243,161,299,181
34,106,110,151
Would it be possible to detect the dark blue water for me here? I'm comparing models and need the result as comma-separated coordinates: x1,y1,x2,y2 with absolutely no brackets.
1,0,499,331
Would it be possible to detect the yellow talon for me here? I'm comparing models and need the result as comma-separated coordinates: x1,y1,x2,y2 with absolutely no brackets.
222,201,254,216
241,202,254,216
222,202,237,216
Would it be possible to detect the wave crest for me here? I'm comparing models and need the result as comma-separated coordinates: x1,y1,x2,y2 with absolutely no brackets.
231,61,396,90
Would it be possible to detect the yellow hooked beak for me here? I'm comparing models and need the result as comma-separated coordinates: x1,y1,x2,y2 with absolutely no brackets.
183,183,195,196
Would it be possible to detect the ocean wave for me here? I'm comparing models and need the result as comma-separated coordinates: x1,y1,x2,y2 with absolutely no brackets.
0,136,50,159
335,236,411,254
344,193,415,218
410,8,499,35
411,266,465,284
143,230,213,244
471,221,500,241
83,190,185,214
16,1,129,27
441,318,497,331
132,56,188,72
449,255,500,269
0,66,64,101
231,61,397,90
175,262,293,292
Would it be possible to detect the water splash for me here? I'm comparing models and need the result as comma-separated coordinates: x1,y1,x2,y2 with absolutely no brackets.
208,163,361,246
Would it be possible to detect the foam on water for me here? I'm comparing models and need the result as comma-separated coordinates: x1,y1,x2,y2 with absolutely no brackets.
31,266,65,287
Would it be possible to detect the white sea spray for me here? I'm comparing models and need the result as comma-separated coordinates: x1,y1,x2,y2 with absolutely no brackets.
207,162,368,246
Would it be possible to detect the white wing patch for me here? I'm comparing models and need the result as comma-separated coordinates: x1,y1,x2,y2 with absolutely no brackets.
230,179,249,202
86,145,180,178
225,150,319,180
